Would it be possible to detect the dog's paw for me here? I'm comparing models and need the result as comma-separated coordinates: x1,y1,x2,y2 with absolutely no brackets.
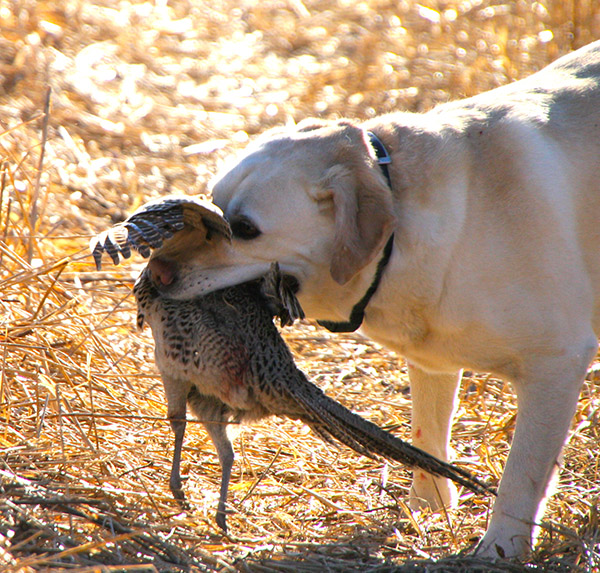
474,514,533,560
409,471,458,511
475,532,531,560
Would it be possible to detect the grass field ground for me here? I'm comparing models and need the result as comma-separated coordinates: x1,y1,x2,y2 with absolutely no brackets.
1,1,600,570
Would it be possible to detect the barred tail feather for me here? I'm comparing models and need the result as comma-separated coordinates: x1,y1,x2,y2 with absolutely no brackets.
290,374,495,497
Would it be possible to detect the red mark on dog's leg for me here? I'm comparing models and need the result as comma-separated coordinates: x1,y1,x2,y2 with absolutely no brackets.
415,427,422,439
419,472,427,481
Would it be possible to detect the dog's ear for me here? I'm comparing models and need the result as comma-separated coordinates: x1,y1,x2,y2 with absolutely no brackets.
319,126,395,285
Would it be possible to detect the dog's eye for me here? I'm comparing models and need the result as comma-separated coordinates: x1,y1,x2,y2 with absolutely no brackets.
230,217,261,240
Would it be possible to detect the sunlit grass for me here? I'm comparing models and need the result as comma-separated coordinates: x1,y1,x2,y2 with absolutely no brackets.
0,1,599,570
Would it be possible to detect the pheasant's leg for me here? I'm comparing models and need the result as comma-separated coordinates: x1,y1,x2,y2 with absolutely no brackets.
162,376,191,502
205,422,235,533
169,413,187,501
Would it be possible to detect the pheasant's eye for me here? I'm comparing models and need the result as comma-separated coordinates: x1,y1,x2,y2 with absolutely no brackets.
230,217,261,240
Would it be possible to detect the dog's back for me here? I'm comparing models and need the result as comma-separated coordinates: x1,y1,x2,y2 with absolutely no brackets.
401,41,600,353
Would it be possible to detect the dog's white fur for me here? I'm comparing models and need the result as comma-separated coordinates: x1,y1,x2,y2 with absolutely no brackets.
150,42,600,558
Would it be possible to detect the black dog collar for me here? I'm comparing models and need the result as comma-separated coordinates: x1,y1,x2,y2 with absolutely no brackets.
318,131,395,333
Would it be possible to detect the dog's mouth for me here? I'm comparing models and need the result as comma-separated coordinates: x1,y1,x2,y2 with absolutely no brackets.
148,257,178,288
146,256,302,298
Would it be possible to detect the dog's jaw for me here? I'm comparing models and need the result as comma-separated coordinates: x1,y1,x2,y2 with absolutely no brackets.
149,260,272,300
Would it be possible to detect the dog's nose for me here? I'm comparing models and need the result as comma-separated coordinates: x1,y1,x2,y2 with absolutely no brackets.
148,257,177,287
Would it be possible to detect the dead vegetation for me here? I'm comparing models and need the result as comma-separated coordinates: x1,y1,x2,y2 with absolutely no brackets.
0,0,599,571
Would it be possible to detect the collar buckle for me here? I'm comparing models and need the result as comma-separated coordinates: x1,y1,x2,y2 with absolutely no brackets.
367,131,392,164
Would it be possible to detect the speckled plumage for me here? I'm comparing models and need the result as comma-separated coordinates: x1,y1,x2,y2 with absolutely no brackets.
134,265,493,532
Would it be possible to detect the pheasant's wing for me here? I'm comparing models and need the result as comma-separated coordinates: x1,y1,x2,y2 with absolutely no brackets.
261,262,305,326
90,195,231,270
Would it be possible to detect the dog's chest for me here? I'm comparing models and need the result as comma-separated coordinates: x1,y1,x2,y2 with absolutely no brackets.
361,299,469,373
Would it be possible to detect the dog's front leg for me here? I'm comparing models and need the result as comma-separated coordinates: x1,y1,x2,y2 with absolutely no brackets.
477,340,596,559
407,363,462,511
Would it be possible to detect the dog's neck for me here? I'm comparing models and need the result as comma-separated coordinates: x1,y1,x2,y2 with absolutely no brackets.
318,131,395,333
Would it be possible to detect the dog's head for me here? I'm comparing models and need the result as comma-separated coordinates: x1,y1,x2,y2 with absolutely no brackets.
149,119,396,319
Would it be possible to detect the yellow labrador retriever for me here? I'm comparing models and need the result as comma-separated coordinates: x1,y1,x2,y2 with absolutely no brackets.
146,41,600,558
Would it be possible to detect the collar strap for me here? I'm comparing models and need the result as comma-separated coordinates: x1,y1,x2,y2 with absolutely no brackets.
317,131,395,333
366,130,392,186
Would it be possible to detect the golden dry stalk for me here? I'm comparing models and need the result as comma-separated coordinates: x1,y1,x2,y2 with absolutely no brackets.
0,1,598,571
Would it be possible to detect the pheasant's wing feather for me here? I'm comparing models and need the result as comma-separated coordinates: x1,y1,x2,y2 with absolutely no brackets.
109,226,131,260
129,218,168,249
278,283,305,325
89,233,107,270
261,262,305,326
89,225,129,269
90,195,231,270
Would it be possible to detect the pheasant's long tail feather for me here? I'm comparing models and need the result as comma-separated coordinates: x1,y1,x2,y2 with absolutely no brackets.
290,375,494,497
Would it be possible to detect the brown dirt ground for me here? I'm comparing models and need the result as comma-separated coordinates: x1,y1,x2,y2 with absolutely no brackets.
0,1,600,571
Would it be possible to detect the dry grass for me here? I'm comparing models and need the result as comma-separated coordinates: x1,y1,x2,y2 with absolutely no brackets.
1,0,600,570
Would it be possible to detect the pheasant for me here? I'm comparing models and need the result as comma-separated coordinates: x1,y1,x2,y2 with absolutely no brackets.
91,196,494,532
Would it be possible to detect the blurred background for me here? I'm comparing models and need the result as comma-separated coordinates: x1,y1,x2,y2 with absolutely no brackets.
2,0,600,219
